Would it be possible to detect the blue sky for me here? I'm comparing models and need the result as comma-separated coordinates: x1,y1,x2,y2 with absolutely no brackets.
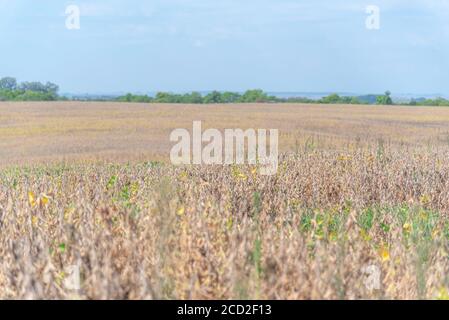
1,0,448,94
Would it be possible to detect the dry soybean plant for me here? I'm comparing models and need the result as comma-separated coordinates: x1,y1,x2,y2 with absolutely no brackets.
1,145,449,299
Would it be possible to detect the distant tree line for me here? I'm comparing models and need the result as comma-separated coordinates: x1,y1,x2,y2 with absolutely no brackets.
117,90,278,104
116,90,392,105
0,77,60,101
2,76,449,107
407,97,449,107
117,90,449,106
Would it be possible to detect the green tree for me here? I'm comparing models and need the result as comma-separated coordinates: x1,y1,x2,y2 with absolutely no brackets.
221,91,242,103
19,81,47,92
240,89,269,103
189,92,203,104
204,91,223,104
45,82,59,95
154,92,172,103
0,77,17,90
124,93,133,102
350,97,362,104
320,94,341,104
376,91,393,105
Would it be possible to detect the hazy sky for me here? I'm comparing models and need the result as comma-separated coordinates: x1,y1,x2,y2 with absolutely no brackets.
1,0,448,94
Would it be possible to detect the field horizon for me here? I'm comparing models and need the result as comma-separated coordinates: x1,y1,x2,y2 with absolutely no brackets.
2,101,449,167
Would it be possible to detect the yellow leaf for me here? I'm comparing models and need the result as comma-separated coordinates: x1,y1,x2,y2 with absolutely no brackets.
237,173,247,180
64,207,75,220
177,206,185,216
232,167,247,180
31,215,39,226
178,171,188,182
437,287,449,300
337,155,351,162
379,245,390,262
226,217,233,230
28,191,36,207
419,210,428,221
432,228,440,239
328,231,338,242
55,271,65,286
360,229,372,242
40,194,50,207
419,194,430,206
403,222,412,234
